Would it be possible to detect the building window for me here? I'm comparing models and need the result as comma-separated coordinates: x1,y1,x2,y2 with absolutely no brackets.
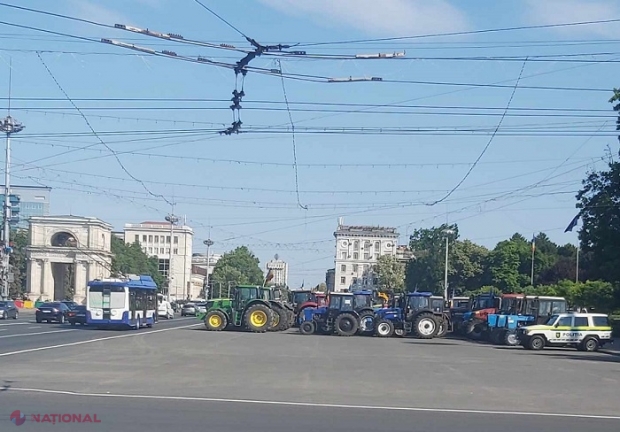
148,247,152,254
142,235,147,242
353,252,359,260
340,252,346,259
364,252,370,260
166,235,171,244
352,277,358,284
374,254,379,260
160,248,164,254
148,235,153,242
173,248,178,255
352,264,358,272
340,264,346,272
340,276,346,284
174,236,179,244
364,241,371,249
375,241,380,250
166,248,170,254
158,258,169,277
353,240,359,250
134,234,139,243
154,235,159,243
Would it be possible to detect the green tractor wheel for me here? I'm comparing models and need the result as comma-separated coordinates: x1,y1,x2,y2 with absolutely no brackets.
244,304,273,333
204,310,227,331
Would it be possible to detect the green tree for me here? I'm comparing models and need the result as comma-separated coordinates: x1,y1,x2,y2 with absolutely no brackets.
211,246,263,294
486,240,521,292
406,224,458,294
373,254,405,292
611,88,620,136
8,229,28,298
449,240,489,294
110,236,164,287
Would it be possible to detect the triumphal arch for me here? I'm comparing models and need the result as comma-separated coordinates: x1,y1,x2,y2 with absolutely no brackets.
26,216,113,303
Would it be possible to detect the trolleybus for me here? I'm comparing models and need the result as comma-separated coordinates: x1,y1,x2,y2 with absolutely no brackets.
86,275,158,329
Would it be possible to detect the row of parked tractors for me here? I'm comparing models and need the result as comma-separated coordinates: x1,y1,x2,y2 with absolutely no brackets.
197,285,568,345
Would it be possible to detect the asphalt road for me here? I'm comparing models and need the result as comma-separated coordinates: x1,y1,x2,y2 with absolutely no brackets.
1,313,619,431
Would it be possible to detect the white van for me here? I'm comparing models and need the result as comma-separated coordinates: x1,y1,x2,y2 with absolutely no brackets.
157,294,174,319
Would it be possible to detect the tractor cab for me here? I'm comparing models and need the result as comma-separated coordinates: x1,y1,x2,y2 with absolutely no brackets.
527,296,567,324
290,290,314,307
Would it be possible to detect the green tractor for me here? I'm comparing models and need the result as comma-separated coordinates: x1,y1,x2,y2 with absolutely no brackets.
201,285,274,333
259,286,295,331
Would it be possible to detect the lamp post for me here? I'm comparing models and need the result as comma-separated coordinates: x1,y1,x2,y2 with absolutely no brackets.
443,229,454,300
165,213,179,302
0,115,24,301
203,239,213,299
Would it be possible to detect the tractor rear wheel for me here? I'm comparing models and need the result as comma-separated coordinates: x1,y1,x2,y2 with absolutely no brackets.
357,311,375,335
244,304,272,333
375,319,394,338
334,313,359,336
467,322,485,341
436,322,449,338
275,307,290,331
204,310,227,331
269,307,287,332
413,313,438,339
299,320,315,335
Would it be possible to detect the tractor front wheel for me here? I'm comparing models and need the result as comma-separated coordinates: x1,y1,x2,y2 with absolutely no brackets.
299,320,315,335
375,319,394,338
205,310,227,331
504,330,519,346
244,304,272,333
334,313,359,336
357,311,375,335
413,313,438,339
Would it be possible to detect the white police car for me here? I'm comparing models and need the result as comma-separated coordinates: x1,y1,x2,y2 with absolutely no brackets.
517,313,613,352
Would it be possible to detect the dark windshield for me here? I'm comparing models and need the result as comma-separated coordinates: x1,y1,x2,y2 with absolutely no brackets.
354,294,372,308
408,296,430,310
293,292,312,304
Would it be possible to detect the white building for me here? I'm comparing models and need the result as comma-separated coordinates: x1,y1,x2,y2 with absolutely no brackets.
124,221,193,301
190,253,222,299
333,218,399,292
266,255,288,287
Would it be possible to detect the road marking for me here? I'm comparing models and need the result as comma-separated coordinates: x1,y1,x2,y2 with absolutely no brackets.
0,323,201,357
0,328,6,332
0,329,75,339
28,326,42,329
0,322,31,326
7,387,620,420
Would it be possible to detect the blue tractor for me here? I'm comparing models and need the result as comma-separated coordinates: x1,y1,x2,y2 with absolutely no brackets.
374,292,449,339
486,295,567,346
298,292,375,336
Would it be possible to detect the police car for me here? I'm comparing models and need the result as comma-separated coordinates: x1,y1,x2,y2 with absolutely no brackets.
517,313,613,352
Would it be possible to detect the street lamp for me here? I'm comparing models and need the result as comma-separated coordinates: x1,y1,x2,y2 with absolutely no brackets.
165,214,179,302
0,115,24,301
203,239,214,299
443,229,454,300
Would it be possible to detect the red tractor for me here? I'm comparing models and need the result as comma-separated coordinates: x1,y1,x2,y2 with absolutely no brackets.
289,290,327,326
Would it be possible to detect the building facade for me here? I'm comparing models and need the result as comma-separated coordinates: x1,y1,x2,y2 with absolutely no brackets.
190,253,222,299
333,219,399,292
266,256,288,287
124,221,193,301
0,185,51,229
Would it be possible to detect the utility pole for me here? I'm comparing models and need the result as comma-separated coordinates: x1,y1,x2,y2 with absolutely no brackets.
530,233,536,286
0,65,24,300
165,210,179,303
443,229,454,300
203,238,213,300
575,247,580,283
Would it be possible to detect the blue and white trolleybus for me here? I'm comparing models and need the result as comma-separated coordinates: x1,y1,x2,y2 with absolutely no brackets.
86,275,158,329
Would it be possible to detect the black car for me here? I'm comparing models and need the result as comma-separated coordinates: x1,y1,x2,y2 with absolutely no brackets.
36,302,71,324
0,300,18,319
67,305,87,325
61,301,79,310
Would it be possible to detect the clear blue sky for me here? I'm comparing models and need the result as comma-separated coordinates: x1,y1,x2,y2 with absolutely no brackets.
0,0,618,287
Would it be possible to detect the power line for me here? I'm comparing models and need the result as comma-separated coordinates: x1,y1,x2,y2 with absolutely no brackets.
277,59,306,210
192,0,248,38
35,52,174,207
295,17,620,47
429,58,528,205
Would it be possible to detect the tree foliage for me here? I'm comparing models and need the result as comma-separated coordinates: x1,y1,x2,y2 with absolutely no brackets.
373,254,405,292
110,236,164,288
8,229,28,298
211,246,263,292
